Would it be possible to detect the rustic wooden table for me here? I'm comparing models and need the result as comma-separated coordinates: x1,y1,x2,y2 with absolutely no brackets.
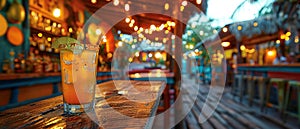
0,80,165,129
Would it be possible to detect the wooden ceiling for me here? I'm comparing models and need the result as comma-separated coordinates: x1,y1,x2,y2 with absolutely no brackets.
83,0,207,34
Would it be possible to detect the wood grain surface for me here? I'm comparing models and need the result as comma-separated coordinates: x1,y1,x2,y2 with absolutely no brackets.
0,80,165,129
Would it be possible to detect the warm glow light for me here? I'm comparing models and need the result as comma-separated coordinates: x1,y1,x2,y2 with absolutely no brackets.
295,36,299,43
240,45,246,51
189,44,194,49
159,24,164,30
91,0,97,3
196,0,202,4
280,34,286,39
47,37,51,42
253,22,258,27
171,35,175,39
285,37,290,41
135,52,139,57
221,42,230,47
213,30,218,34
129,23,134,27
180,6,184,12
182,1,187,6
276,40,280,44
222,27,228,32
125,18,130,23
286,32,291,37
237,26,242,30
128,57,133,62
134,26,138,31
68,28,73,33
150,25,156,31
148,53,153,58
248,48,255,53
103,38,107,42
171,22,176,27
130,19,135,24
107,53,113,58
125,4,130,11
155,52,162,58
52,8,61,18
163,38,167,43
139,27,144,32
164,3,169,10
132,44,136,48
118,41,123,47
195,49,199,53
199,31,204,36
113,0,119,6
96,29,101,35
267,50,275,56
38,33,43,37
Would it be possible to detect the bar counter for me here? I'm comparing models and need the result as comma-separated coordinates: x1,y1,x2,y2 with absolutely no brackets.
237,64,300,81
0,71,119,111
0,80,165,129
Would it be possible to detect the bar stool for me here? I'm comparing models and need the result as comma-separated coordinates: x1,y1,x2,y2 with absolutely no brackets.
232,74,242,98
246,75,254,105
239,75,250,103
265,78,288,117
283,81,300,121
248,76,269,110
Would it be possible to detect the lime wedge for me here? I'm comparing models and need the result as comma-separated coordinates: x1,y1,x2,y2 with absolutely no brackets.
52,37,81,50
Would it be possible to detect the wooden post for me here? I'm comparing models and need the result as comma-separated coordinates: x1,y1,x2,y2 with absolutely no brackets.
174,19,184,129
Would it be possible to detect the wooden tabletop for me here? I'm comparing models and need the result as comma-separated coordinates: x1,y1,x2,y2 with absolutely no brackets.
0,80,165,129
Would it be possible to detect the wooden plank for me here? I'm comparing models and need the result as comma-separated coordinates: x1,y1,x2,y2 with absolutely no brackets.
185,113,202,129
221,114,245,129
0,80,164,129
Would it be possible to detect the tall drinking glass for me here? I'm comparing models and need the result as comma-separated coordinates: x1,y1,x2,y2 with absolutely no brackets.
60,48,98,114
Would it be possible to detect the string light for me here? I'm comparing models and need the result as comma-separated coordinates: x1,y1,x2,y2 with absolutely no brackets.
125,4,130,11
237,26,242,30
276,40,280,44
240,45,246,51
125,18,130,23
222,27,228,32
53,8,61,18
196,0,202,4
286,31,291,37
221,42,230,47
164,3,169,10
130,19,135,24
113,0,119,6
134,26,138,31
253,22,258,27
180,6,184,12
182,1,187,6
91,0,97,4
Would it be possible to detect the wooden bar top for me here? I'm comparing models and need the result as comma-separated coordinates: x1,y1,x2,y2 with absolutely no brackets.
0,80,165,129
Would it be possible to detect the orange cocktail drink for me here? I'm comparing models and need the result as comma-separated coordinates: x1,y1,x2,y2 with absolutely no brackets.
60,49,98,114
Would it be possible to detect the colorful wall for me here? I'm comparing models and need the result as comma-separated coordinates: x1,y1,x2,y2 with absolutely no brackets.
0,0,30,72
